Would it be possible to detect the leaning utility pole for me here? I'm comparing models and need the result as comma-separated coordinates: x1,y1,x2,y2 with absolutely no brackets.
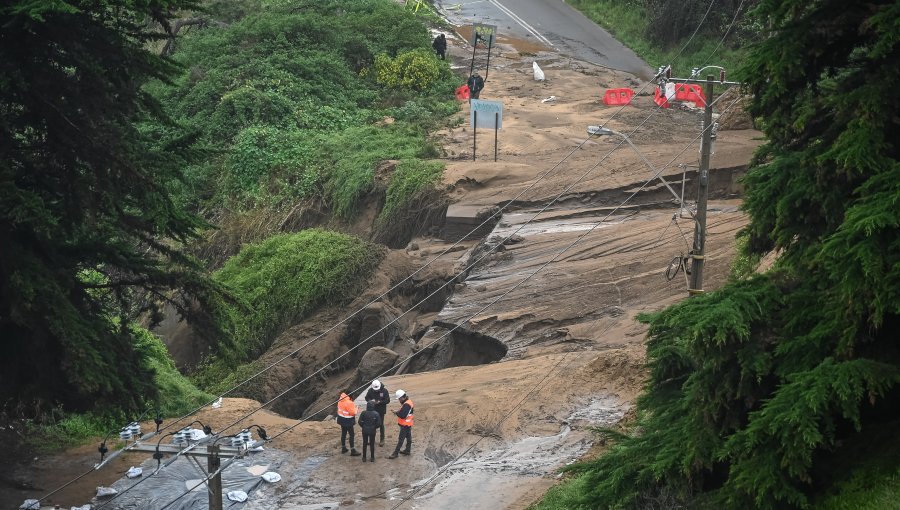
665,68,741,296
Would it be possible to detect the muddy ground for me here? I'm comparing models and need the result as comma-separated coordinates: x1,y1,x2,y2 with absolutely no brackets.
3,28,762,510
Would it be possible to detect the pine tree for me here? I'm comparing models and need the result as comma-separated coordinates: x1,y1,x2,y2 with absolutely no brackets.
558,0,900,507
0,0,212,416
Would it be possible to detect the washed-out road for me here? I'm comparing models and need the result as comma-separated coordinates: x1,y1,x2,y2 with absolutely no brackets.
435,0,654,79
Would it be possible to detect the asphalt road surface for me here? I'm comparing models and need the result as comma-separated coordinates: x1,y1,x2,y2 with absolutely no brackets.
435,0,654,79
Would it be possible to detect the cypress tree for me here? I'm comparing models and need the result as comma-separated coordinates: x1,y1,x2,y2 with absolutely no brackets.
0,1,212,416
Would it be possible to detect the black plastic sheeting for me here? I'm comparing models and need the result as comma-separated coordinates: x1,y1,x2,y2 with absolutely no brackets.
99,448,289,509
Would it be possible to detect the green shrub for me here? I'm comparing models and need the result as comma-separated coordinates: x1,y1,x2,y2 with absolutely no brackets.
208,229,384,364
144,0,457,215
224,126,324,206
373,48,442,90
322,123,436,218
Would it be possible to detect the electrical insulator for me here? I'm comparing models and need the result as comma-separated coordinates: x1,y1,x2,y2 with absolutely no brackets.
692,67,699,78
665,66,672,79
231,435,244,447
240,429,252,444
119,426,132,442
720,69,726,83
174,426,191,445
129,422,141,439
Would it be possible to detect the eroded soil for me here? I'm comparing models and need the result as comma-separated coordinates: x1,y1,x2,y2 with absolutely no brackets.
3,28,761,510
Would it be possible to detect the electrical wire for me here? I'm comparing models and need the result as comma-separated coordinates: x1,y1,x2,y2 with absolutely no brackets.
74,82,678,510
699,0,747,68
59,4,734,504
150,94,745,510
390,351,579,509
36,47,676,510
87,83,673,510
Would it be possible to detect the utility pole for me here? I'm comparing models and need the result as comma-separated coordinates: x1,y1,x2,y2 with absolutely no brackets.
208,445,223,510
665,67,741,296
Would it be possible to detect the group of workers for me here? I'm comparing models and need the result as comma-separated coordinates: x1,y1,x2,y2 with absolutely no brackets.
336,380,413,462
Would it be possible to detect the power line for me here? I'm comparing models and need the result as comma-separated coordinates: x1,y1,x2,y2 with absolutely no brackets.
37,53,673,510
391,351,579,508
54,84,671,510
62,4,733,503
106,81,740,510
151,94,744,510
86,81,672,510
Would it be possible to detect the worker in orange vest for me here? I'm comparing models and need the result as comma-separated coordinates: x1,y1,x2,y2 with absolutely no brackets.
337,392,361,456
388,389,414,459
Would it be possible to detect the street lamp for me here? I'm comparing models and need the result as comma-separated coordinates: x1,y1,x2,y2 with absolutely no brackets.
587,125,685,210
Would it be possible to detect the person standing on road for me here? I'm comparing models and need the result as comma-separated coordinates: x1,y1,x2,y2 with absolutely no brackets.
337,392,361,456
388,389,414,459
467,72,484,100
432,33,447,60
357,400,382,462
364,379,390,446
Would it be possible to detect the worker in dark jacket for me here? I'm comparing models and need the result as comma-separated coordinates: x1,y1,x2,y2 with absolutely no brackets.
388,389,414,459
364,379,390,446
467,72,484,100
432,33,447,60
357,400,382,462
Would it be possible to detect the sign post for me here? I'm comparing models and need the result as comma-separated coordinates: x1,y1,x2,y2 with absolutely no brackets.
470,99,503,161
469,23,497,78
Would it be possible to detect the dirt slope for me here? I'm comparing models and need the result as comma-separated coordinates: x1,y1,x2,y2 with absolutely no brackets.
3,30,762,510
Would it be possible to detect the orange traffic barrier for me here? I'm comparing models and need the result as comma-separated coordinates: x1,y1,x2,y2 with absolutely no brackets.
603,88,634,106
674,83,706,107
455,84,470,100
653,87,670,108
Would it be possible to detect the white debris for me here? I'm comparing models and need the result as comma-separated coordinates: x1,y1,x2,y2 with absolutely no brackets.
227,490,248,502
96,486,117,497
211,397,223,409
261,471,281,483
533,61,545,81
126,466,142,478
18,499,39,509
188,428,207,441
541,96,556,103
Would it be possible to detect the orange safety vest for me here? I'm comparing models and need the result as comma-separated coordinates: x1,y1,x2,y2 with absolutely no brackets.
337,393,357,419
397,398,414,427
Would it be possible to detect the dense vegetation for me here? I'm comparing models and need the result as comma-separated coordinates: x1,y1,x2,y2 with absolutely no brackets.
1,0,457,446
0,0,217,419
194,230,384,391
537,0,900,508
147,0,457,222
569,0,758,74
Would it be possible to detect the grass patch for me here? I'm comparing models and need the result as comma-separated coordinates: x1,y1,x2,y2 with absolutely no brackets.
323,124,439,219
202,229,385,370
378,159,444,223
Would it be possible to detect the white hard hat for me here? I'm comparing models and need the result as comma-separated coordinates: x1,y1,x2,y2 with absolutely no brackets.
395,389,406,399
371,380,381,390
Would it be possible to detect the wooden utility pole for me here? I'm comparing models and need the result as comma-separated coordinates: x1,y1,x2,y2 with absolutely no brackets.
130,441,248,509
208,445,223,510
667,70,741,296
690,75,715,295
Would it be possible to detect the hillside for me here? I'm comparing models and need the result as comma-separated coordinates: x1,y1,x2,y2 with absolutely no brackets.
2,12,761,508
